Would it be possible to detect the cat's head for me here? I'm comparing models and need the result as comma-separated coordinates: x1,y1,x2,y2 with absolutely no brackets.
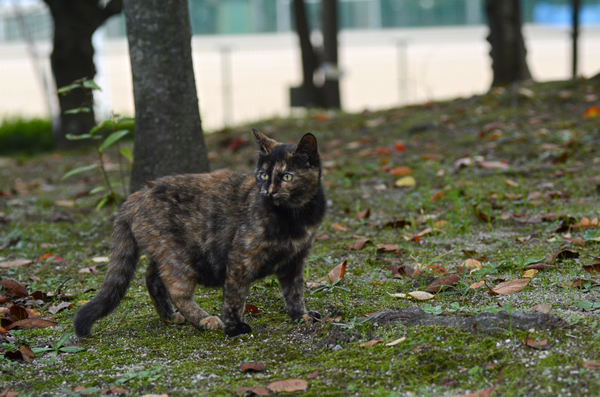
252,129,322,208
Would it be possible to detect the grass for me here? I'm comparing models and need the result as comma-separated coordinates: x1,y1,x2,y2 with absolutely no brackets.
1,78,600,396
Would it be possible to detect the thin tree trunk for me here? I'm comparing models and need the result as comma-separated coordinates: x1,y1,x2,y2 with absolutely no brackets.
292,0,320,106
485,0,531,87
321,0,341,108
123,0,209,193
43,0,122,149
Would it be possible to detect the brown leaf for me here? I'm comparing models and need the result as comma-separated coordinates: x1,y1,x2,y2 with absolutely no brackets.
582,360,600,370
78,266,98,274
530,304,552,313
470,280,485,289
0,260,33,269
5,318,57,331
331,223,348,232
377,243,399,252
361,339,383,347
523,337,551,350
266,379,308,393
101,387,130,395
427,265,449,275
355,209,370,221
319,260,347,284
389,166,412,176
524,263,556,270
20,345,34,363
0,279,28,297
346,238,369,251
9,306,28,320
307,370,319,379
243,304,260,314
583,264,600,274
473,205,495,222
240,362,266,373
488,279,530,295
424,275,460,293
48,302,75,315
237,386,270,396
0,389,19,397
546,249,579,264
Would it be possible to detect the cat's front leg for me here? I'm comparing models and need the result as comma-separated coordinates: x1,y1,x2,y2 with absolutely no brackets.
222,276,252,337
277,268,320,324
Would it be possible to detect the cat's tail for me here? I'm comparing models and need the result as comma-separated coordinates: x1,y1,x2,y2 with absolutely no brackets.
73,209,139,337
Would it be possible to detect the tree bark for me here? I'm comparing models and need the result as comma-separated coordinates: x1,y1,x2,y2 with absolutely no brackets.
321,0,341,108
43,0,122,149
485,0,532,87
123,0,210,193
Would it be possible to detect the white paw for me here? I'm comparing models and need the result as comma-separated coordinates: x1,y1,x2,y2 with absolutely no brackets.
199,316,224,330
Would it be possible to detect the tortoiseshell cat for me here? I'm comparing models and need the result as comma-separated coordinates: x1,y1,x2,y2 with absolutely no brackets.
74,129,326,338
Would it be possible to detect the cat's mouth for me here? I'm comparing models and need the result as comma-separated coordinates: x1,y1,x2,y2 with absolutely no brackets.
261,191,289,205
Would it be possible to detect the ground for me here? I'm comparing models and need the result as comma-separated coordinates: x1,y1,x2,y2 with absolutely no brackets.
1,79,600,396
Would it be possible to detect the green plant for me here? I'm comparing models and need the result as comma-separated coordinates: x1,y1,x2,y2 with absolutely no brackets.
0,117,53,155
31,333,85,364
423,304,443,315
59,79,134,209
115,365,163,385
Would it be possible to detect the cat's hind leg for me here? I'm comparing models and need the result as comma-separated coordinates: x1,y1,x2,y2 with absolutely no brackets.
146,260,184,324
160,258,223,331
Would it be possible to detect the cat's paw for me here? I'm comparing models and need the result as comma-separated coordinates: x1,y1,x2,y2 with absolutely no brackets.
199,316,224,330
292,311,321,324
224,322,252,337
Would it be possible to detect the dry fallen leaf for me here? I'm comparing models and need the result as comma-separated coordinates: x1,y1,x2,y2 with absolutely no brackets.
361,339,383,348
488,279,530,295
583,360,600,370
0,260,33,269
20,345,34,363
388,291,435,301
377,243,399,252
308,370,319,379
332,223,348,232
5,318,57,331
385,336,406,347
355,209,371,221
92,256,109,263
424,275,460,293
470,280,485,289
346,238,370,251
583,264,600,274
395,176,416,187
462,258,483,273
48,302,75,315
237,386,270,396
530,304,552,313
240,362,266,373
319,260,347,284
523,337,551,350
522,269,538,279
389,166,412,176
266,379,308,393
101,387,130,395
243,304,260,314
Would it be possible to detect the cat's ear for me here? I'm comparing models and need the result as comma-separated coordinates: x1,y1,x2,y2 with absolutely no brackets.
295,133,319,165
252,128,277,155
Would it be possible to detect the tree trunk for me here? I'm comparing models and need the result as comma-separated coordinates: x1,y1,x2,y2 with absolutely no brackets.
43,0,122,149
123,0,210,193
321,0,341,108
291,0,320,106
485,0,531,87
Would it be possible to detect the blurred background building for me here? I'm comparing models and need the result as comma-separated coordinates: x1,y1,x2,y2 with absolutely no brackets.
1,0,599,131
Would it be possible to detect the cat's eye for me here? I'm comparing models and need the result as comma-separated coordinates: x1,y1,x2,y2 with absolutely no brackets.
259,172,269,180
282,173,293,182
